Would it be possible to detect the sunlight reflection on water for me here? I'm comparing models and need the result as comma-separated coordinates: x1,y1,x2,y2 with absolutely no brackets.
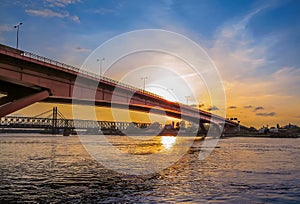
161,136,177,150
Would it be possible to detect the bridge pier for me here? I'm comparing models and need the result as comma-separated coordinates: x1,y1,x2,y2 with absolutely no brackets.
63,128,71,136
52,107,58,134
197,122,207,136
208,123,223,138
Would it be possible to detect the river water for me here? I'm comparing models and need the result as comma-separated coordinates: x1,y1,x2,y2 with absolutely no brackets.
0,134,299,203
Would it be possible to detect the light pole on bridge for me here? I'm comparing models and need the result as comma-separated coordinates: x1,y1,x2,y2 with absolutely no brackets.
97,58,105,77
185,95,191,105
14,22,23,49
141,77,148,92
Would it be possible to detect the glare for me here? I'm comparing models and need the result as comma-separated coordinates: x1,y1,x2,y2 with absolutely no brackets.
147,84,179,102
161,136,177,150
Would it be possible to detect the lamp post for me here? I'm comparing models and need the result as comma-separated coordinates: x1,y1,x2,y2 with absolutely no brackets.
97,58,105,76
141,77,148,92
14,22,23,49
185,96,191,105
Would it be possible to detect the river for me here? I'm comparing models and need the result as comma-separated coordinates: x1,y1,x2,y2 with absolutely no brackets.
0,134,299,203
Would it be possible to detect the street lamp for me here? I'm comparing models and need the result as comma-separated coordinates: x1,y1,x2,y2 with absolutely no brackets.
97,58,105,76
141,77,148,92
185,96,191,105
14,22,23,49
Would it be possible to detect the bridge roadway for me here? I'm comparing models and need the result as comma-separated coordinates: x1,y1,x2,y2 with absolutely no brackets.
0,44,242,132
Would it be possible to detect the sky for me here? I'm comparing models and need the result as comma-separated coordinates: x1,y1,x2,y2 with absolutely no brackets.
0,0,299,128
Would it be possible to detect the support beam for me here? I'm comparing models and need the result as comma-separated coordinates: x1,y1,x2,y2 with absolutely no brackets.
0,90,50,117
197,122,207,136
52,107,58,134
0,96,11,106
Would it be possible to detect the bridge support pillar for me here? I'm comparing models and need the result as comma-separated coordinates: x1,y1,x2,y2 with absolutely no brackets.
0,90,50,118
52,107,58,134
208,123,223,138
197,122,207,136
63,128,71,136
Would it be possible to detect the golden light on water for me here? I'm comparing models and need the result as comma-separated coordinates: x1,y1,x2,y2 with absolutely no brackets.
161,136,177,150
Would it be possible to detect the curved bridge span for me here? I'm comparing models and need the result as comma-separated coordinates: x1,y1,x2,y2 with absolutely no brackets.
0,44,242,133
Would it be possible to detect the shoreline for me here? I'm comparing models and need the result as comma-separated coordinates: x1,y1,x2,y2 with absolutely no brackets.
222,133,300,139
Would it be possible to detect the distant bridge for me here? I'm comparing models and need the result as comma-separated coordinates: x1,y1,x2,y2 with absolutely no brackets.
0,116,151,131
0,44,243,135
0,107,154,135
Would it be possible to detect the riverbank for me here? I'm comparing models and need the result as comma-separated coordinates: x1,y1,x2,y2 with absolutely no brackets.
223,132,300,138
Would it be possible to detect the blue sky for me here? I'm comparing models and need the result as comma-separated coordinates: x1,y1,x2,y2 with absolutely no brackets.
0,0,299,127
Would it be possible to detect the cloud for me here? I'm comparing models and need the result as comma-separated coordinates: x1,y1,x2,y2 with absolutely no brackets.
210,6,270,81
25,9,79,23
254,106,264,111
89,8,118,15
208,105,219,111
71,15,80,23
75,46,91,53
256,112,276,117
0,24,13,41
208,3,299,124
270,66,300,95
228,106,237,109
46,0,81,8
0,24,13,32
26,9,65,17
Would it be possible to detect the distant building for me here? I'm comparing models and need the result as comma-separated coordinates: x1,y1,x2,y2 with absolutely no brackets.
269,127,279,133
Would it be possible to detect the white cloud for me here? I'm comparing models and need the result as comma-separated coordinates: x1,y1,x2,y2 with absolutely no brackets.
0,24,14,42
25,9,80,23
272,66,300,80
205,4,300,124
71,15,80,23
269,66,300,95
0,24,13,32
46,0,81,8
89,8,118,15
210,7,271,81
74,46,91,53
26,9,66,18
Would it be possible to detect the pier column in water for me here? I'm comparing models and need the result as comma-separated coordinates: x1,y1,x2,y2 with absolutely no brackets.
52,107,58,134
197,122,207,136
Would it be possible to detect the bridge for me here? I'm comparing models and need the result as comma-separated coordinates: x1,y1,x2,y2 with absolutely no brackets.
0,44,242,135
0,107,157,136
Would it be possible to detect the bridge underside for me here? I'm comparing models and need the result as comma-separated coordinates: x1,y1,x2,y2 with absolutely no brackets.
44,97,209,123
44,97,225,135
0,80,50,117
